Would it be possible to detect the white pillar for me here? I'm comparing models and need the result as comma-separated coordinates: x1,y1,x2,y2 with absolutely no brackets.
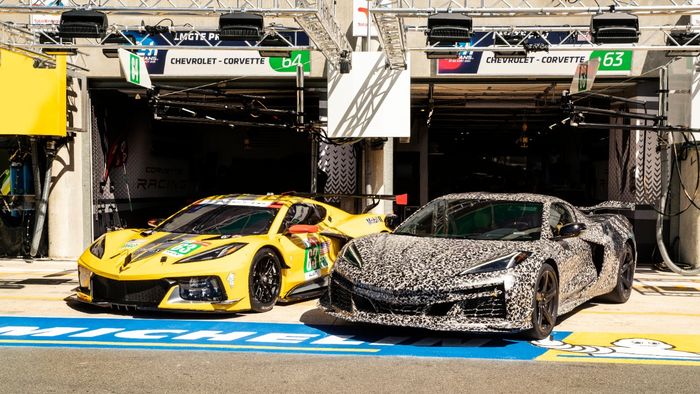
364,139,394,214
48,76,92,259
679,67,700,268
678,6,700,268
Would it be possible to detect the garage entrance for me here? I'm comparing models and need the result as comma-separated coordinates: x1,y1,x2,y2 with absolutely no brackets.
396,79,661,261
89,81,320,236
402,80,649,204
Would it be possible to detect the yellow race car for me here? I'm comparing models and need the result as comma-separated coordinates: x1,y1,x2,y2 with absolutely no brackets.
75,194,391,313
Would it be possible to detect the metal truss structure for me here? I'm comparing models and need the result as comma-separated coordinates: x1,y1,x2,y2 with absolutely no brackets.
372,1,700,69
371,1,700,16
0,0,351,69
0,22,88,70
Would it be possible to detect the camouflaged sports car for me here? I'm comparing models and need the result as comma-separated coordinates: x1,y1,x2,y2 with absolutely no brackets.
75,194,390,313
321,193,636,339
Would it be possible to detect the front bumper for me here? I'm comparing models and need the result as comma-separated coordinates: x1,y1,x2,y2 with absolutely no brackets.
75,263,248,313
320,273,532,333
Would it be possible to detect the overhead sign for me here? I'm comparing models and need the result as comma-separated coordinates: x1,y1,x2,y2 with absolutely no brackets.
0,49,67,137
569,58,600,94
437,32,633,76
328,52,411,138
118,49,152,89
123,30,310,77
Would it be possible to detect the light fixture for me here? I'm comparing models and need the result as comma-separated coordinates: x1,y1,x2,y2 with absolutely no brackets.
218,12,264,41
590,12,639,44
666,31,700,57
339,50,351,74
101,33,135,58
58,9,108,39
426,13,473,45
493,32,527,57
257,33,292,58
39,32,77,55
426,46,462,59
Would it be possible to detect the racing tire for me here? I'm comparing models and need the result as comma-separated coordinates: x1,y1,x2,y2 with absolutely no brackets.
599,243,635,304
524,263,559,340
248,248,282,313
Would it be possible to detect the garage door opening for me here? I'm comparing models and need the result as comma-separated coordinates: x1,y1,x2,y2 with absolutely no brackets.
90,83,319,236
404,81,648,206
397,80,661,262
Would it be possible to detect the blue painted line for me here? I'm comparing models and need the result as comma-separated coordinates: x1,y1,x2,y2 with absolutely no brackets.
0,316,565,360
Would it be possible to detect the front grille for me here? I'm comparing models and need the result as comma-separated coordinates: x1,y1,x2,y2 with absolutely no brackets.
353,294,427,315
329,274,353,312
459,285,507,319
330,274,506,319
91,275,170,306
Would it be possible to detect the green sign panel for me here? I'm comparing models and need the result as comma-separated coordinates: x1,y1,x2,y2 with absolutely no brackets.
590,50,633,72
129,53,140,84
269,50,311,73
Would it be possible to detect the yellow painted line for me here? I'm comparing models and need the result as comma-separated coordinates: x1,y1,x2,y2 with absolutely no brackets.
536,332,700,366
0,339,381,353
579,310,700,318
0,295,67,301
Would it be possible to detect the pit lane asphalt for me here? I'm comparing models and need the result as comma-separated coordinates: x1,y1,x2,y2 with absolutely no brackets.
1,258,700,390
1,347,699,393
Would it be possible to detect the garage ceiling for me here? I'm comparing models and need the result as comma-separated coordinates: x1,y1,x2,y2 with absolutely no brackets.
412,79,643,133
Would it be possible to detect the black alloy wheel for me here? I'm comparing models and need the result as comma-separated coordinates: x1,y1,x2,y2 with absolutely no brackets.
600,243,635,304
525,263,559,340
249,248,282,312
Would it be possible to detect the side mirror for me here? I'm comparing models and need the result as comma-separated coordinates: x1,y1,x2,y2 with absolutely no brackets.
287,224,319,234
557,223,587,239
384,214,400,230
147,218,163,228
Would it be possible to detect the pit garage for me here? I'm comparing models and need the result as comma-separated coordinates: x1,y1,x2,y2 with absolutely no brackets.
405,79,650,204
89,79,322,235
394,77,663,261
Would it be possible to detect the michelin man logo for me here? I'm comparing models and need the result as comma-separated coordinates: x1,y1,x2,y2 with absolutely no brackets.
532,337,700,361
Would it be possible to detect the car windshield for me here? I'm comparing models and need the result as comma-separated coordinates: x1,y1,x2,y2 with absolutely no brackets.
394,199,543,241
158,203,278,236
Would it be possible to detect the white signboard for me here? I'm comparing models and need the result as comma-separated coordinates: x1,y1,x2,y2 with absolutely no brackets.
353,0,391,37
156,50,309,77
569,58,600,94
328,52,410,138
30,0,60,25
118,49,152,89
437,32,633,76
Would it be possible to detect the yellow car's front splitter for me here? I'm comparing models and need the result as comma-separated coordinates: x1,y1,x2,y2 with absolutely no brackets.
72,288,246,313
75,262,253,313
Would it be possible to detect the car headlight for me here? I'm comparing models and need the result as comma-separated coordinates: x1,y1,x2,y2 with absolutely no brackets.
178,276,225,301
339,243,363,269
77,265,92,289
176,243,246,263
460,251,532,275
89,235,106,259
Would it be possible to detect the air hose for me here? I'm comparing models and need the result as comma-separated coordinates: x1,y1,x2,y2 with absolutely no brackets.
655,67,700,275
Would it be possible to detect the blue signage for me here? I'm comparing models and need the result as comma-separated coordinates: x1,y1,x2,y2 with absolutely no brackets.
0,316,562,360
